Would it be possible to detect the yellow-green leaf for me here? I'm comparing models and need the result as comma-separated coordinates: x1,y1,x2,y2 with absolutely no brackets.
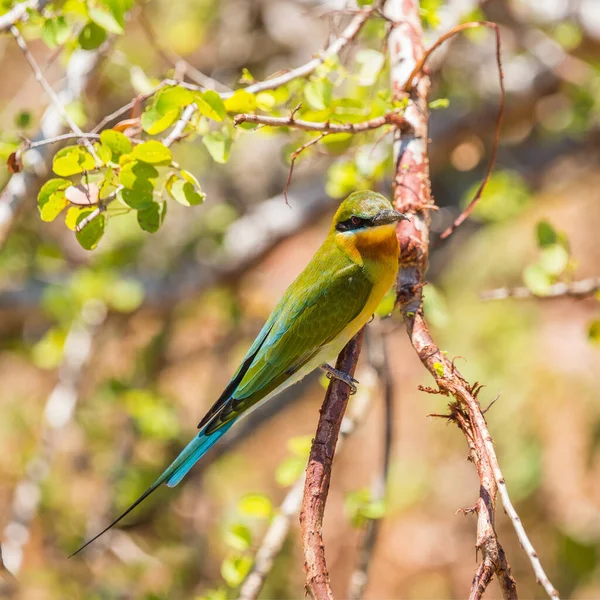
224,89,257,113
100,129,132,157
38,178,71,222
132,140,172,164
52,145,95,176
196,90,227,121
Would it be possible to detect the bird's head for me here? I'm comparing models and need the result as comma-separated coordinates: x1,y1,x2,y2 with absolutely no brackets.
331,191,408,264
332,191,408,234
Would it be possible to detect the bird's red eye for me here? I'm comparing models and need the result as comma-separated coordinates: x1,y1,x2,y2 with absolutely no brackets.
351,216,361,226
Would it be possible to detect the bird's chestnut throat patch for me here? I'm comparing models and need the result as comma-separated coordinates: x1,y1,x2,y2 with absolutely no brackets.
336,223,399,265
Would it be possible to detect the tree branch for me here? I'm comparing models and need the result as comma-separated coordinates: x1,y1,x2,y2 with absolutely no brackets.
387,0,558,598
233,111,410,134
481,277,600,300
347,326,393,600
235,6,375,97
299,328,366,600
239,339,380,600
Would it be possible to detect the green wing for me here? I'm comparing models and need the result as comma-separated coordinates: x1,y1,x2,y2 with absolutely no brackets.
203,254,372,434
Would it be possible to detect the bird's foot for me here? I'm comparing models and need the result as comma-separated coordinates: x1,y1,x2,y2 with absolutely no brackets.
320,363,359,395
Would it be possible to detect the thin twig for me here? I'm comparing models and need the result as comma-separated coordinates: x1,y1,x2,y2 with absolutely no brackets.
10,26,102,166
283,133,328,204
300,329,366,600
233,111,410,134
138,5,231,92
481,277,600,300
236,7,374,97
407,22,504,240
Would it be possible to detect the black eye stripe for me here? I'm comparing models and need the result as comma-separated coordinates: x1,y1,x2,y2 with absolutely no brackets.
335,216,374,232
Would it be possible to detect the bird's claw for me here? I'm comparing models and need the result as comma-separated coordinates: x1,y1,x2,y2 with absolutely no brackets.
321,364,359,395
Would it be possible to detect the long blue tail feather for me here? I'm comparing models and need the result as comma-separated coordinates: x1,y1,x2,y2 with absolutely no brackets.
70,421,233,557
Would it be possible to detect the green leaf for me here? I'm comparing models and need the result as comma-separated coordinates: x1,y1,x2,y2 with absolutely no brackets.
588,319,600,345
156,86,194,112
94,142,112,165
539,244,569,276
432,362,444,377
137,201,167,233
536,220,558,247
132,140,172,164
196,90,227,121
523,264,552,296
141,107,179,135
119,160,158,190
75,211,106,250
357,0,374,5
238,493,272,518
38,178,71,222
52,145,96,176
355,49,384,86
221,555,252,588
124,389,179,439
344,488,386,527
203,130,232,164
224,89,257,113
165,174,205,206
89,5,123,34
15,111,32,129
100,130,132,158
304,79,333,111
78,21,107,50
42,16,70,48
119,187,154,209
224,524,252,551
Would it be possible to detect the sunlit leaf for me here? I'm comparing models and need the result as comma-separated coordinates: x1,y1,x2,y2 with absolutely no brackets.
304,79,333,111
224,89,257,113
355,49,384,86
132,140,172,164
588,319,600,345
539,244,569,276
196,90,227,121
100,129,133,158
203,130,232,164
38,178,71,222
523,264,552,296
165,174,205,206
119,160,158,190
89,5,123,34
52,145,95,176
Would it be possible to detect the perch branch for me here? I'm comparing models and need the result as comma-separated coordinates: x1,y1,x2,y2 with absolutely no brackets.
347,326,393,600
300,328,366,600
481,277,600,300
387,0,557,597
239,344,380,600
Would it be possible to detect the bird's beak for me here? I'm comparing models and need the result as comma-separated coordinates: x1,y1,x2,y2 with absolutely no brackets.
373,209,409,226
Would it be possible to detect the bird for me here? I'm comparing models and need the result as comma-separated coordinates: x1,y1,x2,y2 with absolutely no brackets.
71,190,406,556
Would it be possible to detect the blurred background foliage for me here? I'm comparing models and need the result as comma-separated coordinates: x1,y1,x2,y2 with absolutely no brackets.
0,0,599,598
